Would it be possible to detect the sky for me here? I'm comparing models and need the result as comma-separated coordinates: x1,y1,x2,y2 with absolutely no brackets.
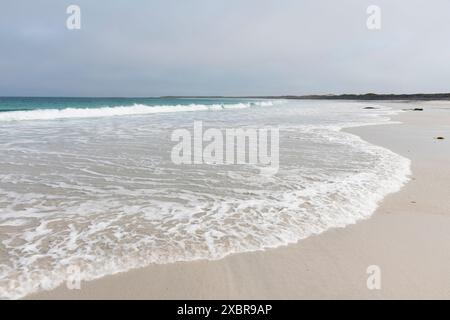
1,0,450,97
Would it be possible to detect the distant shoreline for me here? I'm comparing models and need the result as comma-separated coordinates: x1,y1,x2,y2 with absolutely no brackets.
2,93,450,100
161,93,450,101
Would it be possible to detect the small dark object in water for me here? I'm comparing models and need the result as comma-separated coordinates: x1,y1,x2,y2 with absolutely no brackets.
413,108,424,111
363,107,377,110
436,136,445,140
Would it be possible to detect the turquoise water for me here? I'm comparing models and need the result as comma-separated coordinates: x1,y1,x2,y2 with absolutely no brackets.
0,97,252,112
0,97,272,122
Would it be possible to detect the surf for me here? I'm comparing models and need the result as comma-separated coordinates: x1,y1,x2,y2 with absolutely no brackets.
0,100,411,299
0,101,274,122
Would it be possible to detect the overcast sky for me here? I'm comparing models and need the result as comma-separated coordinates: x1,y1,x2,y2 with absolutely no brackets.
1,0,449,97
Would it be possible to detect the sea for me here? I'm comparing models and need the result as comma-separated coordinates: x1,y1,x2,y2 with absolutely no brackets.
0,97,411,299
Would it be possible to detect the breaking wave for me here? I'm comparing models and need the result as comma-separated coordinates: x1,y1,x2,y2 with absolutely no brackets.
0,101,274,122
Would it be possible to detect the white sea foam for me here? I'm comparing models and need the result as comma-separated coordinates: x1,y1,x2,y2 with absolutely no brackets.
0,101,274,122
0,100,411,299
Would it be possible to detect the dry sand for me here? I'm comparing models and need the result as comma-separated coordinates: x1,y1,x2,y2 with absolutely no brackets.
28,101,450,300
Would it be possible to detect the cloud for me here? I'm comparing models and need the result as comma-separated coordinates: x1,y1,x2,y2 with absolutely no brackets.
1,0,449,96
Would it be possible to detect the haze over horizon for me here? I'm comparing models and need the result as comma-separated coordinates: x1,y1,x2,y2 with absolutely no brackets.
1,0,450,97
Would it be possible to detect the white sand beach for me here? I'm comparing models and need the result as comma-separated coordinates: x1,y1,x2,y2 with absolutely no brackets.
28,101,450,300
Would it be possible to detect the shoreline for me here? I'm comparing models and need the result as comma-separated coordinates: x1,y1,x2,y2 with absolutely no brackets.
28,101,450,299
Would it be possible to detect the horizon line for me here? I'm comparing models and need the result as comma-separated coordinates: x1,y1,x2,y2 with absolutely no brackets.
1,92,450,99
